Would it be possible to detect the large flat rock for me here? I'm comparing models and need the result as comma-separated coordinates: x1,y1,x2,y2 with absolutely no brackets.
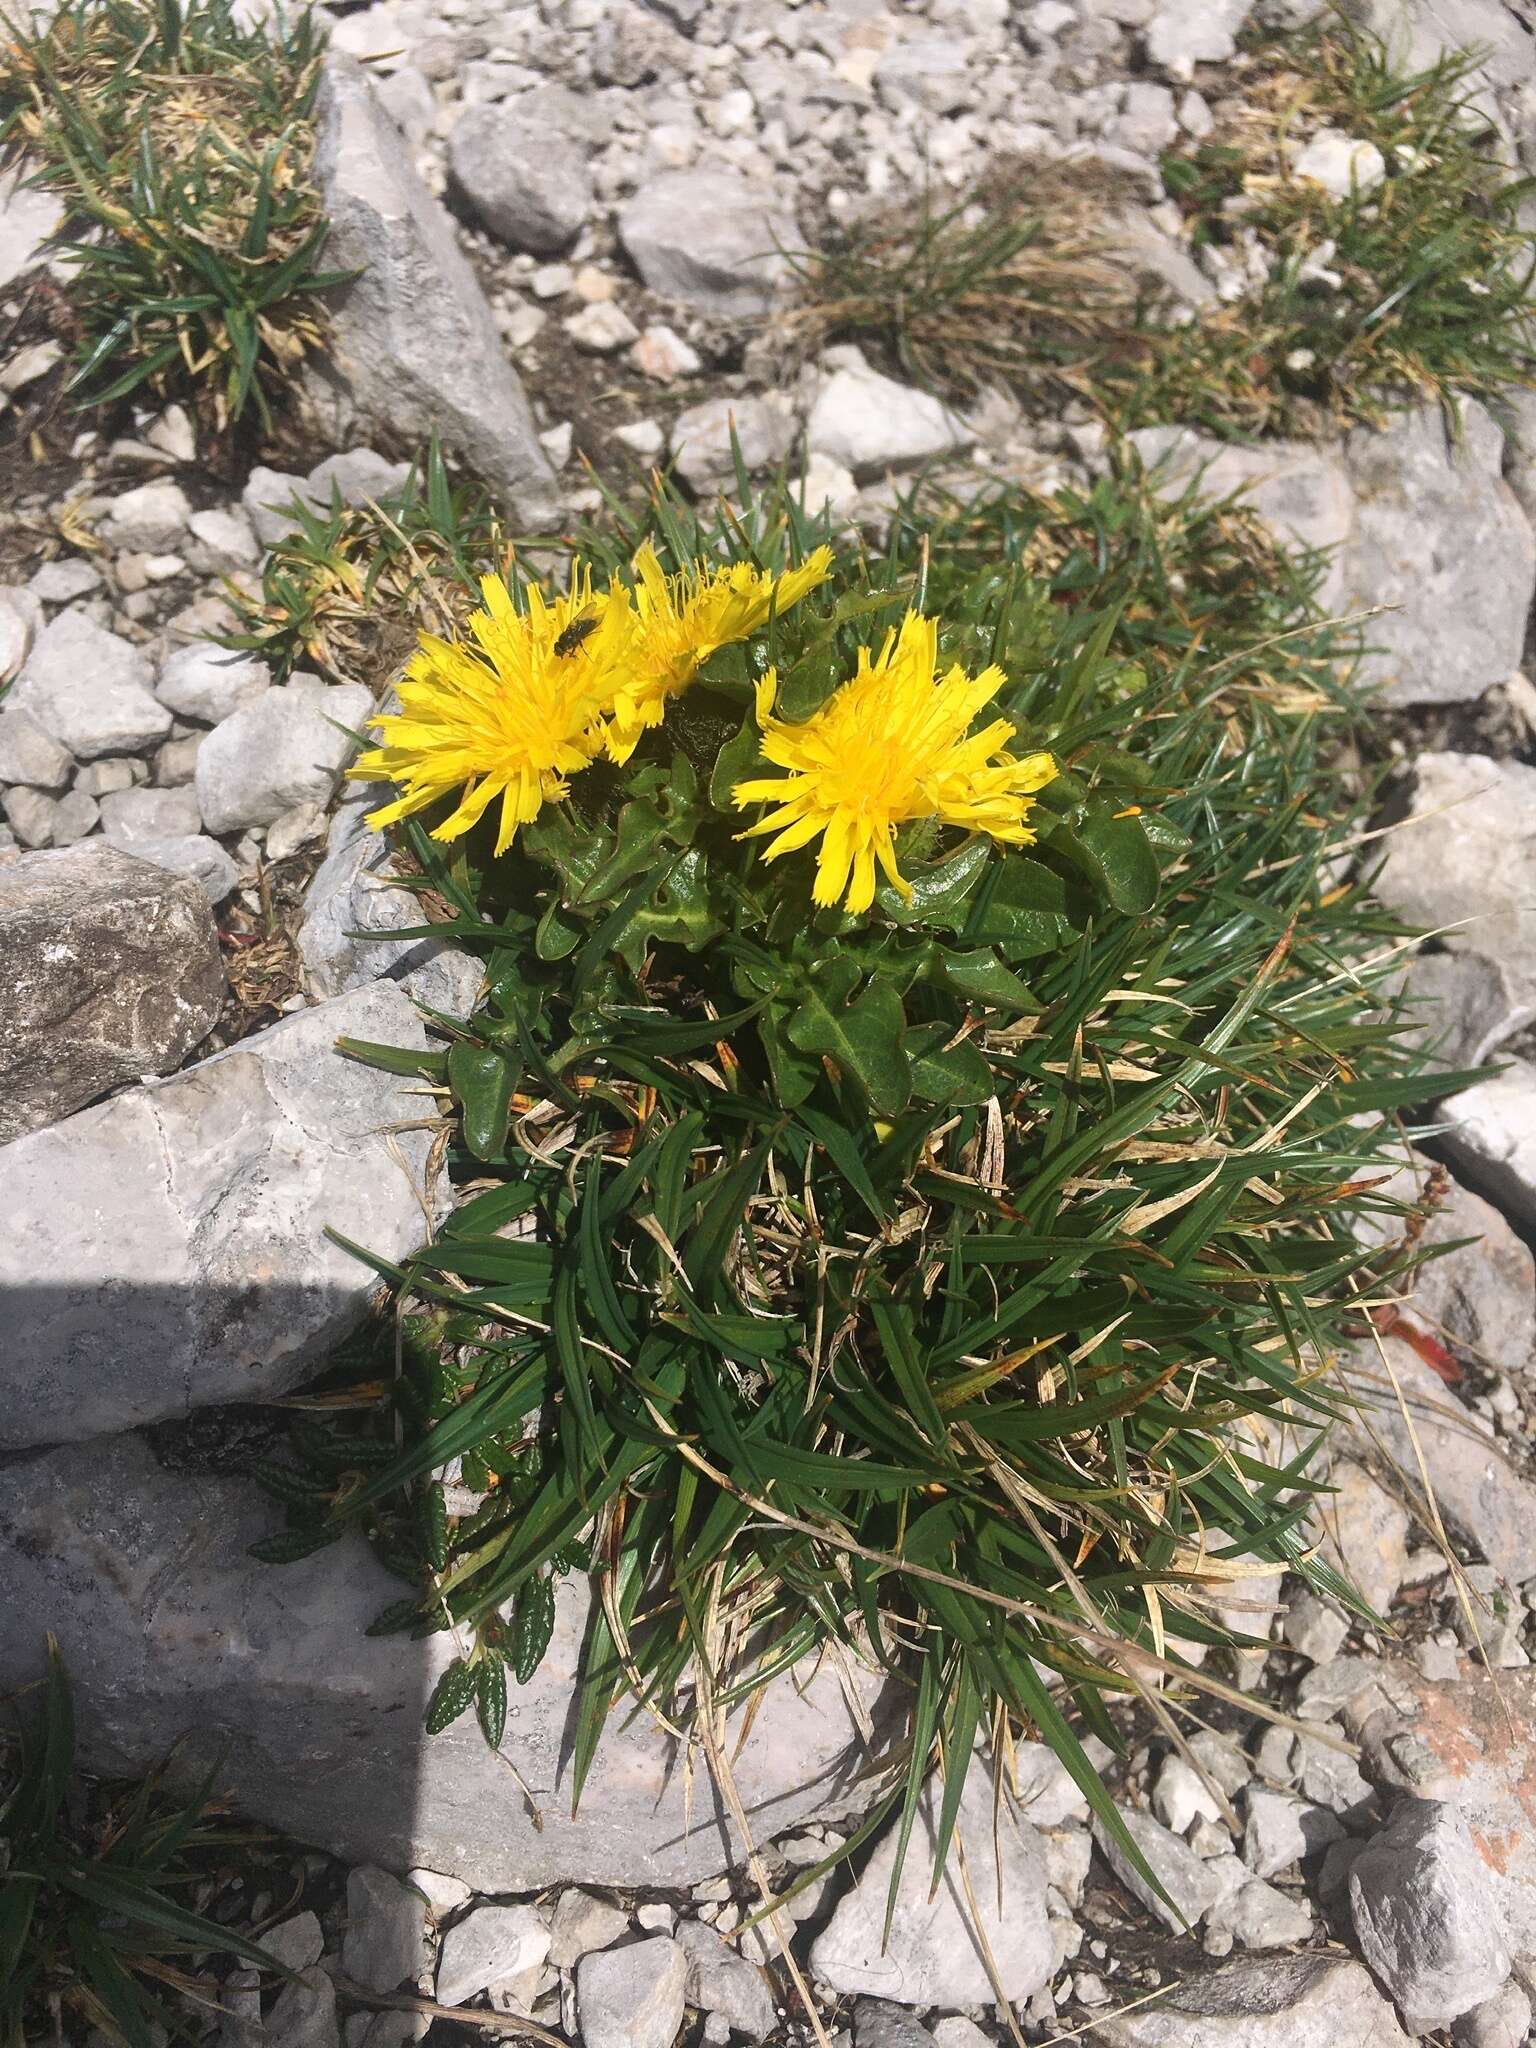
0,1433,890,1891
0,841,226,1145
0,983,443,1447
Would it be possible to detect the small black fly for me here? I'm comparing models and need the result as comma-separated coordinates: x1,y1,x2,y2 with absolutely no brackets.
553,615,600,658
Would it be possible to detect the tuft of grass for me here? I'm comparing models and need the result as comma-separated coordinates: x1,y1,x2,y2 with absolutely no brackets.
223,441,511,685
0,0,344,430
251,462,1458,1918
1129,26,1536,436
783,157,1144,404
0,1639,285,2048
789,25,1536,439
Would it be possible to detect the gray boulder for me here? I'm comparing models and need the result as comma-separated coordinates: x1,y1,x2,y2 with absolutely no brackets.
1340,402,1534,706
11,610,172,760
811,1765,1054,2006
1132,409,1536,707
0,842,224,1146
1350,1799,1513,2033
448,100,592,255
111,833,240,906
195,678,373,834
298,785,481,1015
98,784,203,845
155,644,272,726
343,1866,434,1994
0,1435,890,1887
1442,1063,1536,1231
808,354,972,478
670,393,798,490
1087,1952,1409,2047
1093,1802,1223,1931
312,58,557,524
0,982,441,1446
577,1938,688,2048
0,704,73,789
1343,1334,1536,1580
618,170,798,318
674,1920,776,2041
1372,753,1536,1062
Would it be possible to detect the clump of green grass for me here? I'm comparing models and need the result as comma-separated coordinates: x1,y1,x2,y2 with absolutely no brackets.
0,0,343,430
1,1639,284,2048
790,26,1536,440
224,441,511,685
784,157,1144,403
251,461,1458,1922
1131,26,1536,435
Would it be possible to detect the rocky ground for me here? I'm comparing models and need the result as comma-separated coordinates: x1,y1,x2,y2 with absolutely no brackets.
5,0,1536,2045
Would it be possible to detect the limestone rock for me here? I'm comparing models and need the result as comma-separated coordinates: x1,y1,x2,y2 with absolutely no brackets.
618,170,797,318
98,783,202,845
1146,0,1255,67
673,1921,777,2041
1350,1799,1513,2033
156,645,272,726
1372,754,1536,1058
0,842,224,1146
1312,1457,1410,1617
1127,426,1353,604
811,1766,1053,2006
1087,1952,1410,2047
268,1967,339,2048
1343,1335,1536,1581
670,393,797,488
117,833,240,905
449,100,592,255
312,58,557,523
1093,1803,1222,1932
577,1938,689,2048
1340,403,1534,706
0,983,441,1445
0,164,63,291
437,1903,549,2007
1241,1786,1344,1878
343,1866,434,1994
298,784,481,1015
547,1890,631,1968
195,679,372,834
0,1434,890,1886
808,354,973,478
0,705,73,788
100,480,192,553
1442,1063,1536,1231
1361,1666,1536,1967
11,610,172,760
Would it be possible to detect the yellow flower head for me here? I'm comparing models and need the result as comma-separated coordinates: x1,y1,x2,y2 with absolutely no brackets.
732,611,1057,915
605,542,834,762
353,567,631,855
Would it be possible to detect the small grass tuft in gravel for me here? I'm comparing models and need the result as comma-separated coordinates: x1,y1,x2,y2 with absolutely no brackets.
0,0,342,432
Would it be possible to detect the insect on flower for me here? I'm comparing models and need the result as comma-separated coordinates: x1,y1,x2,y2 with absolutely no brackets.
553,615,601,658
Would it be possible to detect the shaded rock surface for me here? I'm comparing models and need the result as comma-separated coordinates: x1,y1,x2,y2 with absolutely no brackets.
618,170,797,317
0,1432,890,1886
0,841,225,1146
0,983,441,1444
1086,1951,1410,2046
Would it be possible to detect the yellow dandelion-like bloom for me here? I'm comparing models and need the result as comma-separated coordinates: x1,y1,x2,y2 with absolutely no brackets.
353,567,631,855
732,611,1057,915
605,542,835,762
